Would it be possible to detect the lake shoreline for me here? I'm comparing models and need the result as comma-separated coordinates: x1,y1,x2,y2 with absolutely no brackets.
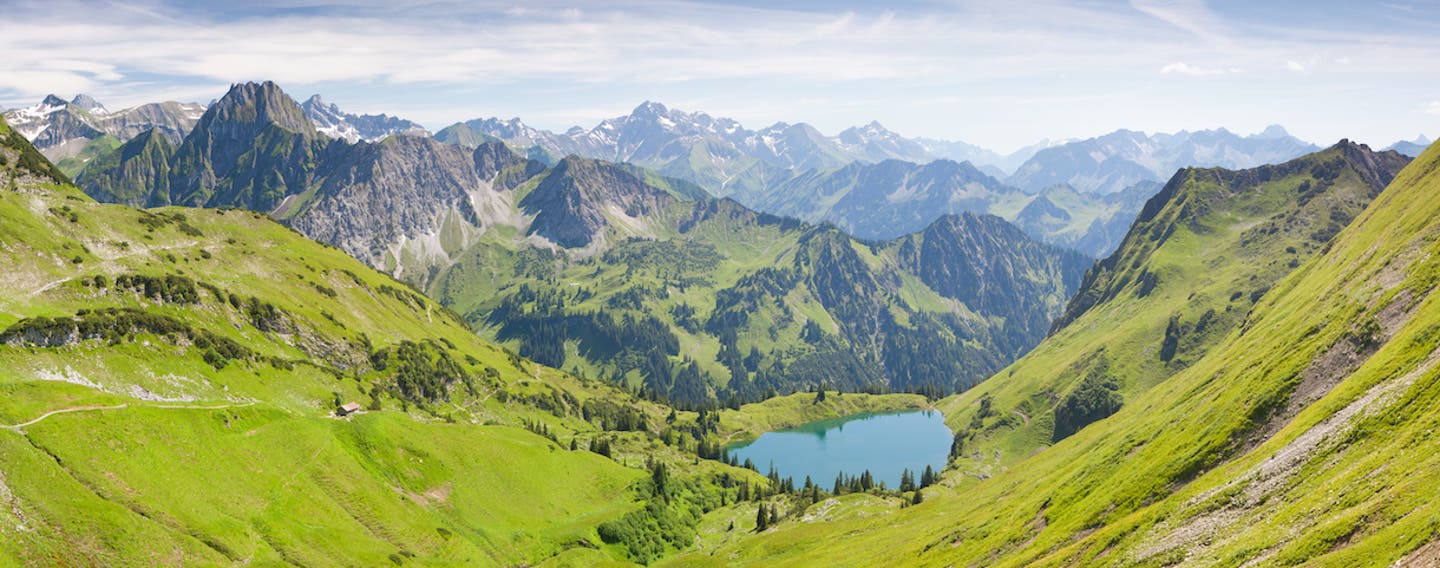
725,408,953,489
714,392,932,447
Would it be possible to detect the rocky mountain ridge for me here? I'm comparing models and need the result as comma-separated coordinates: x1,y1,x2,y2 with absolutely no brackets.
300,94,430,142
2,94,205,163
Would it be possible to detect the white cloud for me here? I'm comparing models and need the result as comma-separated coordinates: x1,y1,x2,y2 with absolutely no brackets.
0,0,1431,104
1425,101,1440,115
1160,62,1237,76
1130,0,1231,44
0,0,1437,149
1285,55,1328,73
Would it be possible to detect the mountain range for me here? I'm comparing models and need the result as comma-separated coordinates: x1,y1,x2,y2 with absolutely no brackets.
9,89,1364,259
67,81,1091,407
2,94,206,176
726,156,1164,256
1387,135,1432,157
300,94,430,142
435,103,1324,256
6,76,1440,566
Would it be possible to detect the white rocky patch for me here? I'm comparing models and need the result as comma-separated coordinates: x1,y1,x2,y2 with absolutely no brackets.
33,366,199,402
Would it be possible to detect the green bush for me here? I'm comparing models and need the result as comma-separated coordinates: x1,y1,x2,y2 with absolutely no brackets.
1053,357,1124,442
113,273,202,304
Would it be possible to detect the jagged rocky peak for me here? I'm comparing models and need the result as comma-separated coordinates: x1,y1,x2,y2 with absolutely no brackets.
852,120,888,133
839,120,897,142
472,140,531,180
69,94,106,113
627,101,690,131
1258,124,1291,139
300,93,429,142
161,81,325,210
519,156,677,248
205,81,317,136
40,94,67,108
632,100,669,117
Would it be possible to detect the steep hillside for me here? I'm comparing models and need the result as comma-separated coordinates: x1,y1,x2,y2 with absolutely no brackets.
73,128,174,206
519,156,686,248
0,119,766,566
950,141,1407,470
1,117,69,187
681,141,1435,566
894,214,1089,344
290,137,534,279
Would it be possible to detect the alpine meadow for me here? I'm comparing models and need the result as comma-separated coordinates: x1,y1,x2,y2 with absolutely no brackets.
2,1,1439,566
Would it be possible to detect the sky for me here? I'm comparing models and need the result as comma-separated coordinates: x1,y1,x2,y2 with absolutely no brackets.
1,0,1437,153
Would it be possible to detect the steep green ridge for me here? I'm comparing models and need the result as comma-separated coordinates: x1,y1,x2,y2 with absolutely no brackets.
0,120,773,566
1,117,70,186
53,135,120,178
676,141,1440,566
942,141,1406,472
74,129,175,206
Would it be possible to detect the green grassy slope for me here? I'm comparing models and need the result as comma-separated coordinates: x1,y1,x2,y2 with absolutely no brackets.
0,116,767,566
53,135,120,179
670,144,1440,565
939,141,1407,473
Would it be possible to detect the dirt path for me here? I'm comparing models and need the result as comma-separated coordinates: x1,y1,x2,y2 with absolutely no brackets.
0,400,257,431
0,404,129,430
28,276,77,297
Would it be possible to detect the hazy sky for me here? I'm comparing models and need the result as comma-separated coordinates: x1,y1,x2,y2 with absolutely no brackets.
2,0,1437,152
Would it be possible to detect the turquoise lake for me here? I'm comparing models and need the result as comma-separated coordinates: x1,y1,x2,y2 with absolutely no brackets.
726,410,952,489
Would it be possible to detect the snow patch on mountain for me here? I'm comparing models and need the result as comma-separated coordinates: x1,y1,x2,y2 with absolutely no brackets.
300,95,429,143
